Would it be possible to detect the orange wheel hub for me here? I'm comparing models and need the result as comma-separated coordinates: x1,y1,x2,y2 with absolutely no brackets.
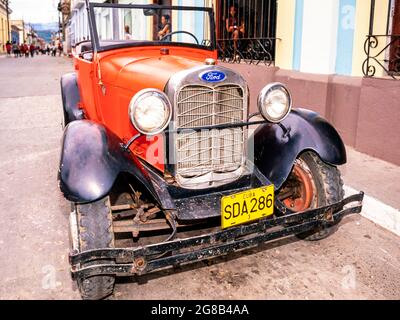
283,164,315,212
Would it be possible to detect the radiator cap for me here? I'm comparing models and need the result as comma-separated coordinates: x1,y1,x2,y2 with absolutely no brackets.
205,58,216,65
160,48,170,55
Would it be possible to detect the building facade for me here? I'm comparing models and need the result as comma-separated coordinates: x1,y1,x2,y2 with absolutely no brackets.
10,20,26,45
0,0,11,53
273,0,399,78
217,0,400,166
58,0,71,49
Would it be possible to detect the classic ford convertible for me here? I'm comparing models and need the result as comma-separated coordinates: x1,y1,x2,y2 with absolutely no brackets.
59,1,364,300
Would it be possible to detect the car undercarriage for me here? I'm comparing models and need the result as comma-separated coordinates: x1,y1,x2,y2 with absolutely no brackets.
69,188,364,279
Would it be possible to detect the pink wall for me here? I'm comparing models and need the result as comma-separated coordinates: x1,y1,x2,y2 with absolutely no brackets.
220,62,400,166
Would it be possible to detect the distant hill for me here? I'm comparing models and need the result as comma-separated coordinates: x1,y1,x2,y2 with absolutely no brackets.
31,22,58,32
30,22,58,43
36,30,53,43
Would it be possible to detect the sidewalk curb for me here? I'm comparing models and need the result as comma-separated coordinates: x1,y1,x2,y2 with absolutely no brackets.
344,185,400,236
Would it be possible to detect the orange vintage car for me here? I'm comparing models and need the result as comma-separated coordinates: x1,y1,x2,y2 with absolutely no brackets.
59,1,364,300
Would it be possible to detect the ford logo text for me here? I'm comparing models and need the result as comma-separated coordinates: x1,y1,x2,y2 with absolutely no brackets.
200,71,226,83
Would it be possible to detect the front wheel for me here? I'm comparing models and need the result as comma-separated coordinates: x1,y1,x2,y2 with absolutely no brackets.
70,197,116,300
278,151,345,241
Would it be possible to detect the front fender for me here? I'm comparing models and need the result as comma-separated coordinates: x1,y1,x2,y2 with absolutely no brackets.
60,73,84,126
58,120,165,205
253,108,346,190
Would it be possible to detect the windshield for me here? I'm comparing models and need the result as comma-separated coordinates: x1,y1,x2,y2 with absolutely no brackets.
88,3,215,51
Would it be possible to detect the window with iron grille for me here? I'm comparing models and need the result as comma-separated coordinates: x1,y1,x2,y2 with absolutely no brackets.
216,0,277,66
363,0,400,79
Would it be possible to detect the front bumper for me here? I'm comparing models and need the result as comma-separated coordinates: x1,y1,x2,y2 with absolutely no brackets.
70,192,364,279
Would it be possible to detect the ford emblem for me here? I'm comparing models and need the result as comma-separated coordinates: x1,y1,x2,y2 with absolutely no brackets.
200,70,226,83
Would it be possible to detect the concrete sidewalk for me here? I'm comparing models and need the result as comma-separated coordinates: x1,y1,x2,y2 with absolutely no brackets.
342,147,400,235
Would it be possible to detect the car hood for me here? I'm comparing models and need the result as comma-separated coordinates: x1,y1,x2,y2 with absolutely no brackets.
100,55,202,92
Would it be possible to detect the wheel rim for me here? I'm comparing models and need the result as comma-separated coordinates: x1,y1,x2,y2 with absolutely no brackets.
282,161,316,212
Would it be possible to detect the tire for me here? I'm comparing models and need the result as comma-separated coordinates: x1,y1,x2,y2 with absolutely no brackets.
280,151,345,241
74,197,115,300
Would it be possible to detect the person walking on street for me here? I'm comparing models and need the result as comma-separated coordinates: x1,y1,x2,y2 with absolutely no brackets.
6,41,12,57
12,42,19,58
51,44,57,57
29,44,35,58
20,43,26,57
58,42,63,56
24,43,29,58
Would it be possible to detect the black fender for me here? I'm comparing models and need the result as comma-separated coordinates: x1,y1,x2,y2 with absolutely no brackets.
60,73,84,126
253,108,346,190
58,120,172,207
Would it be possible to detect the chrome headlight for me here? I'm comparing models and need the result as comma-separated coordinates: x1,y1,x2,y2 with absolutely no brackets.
129,89,172,135
258,83,292,123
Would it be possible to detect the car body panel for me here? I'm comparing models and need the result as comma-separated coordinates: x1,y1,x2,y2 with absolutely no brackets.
253,108,347,189
59,120,169,206
60,73,84,126
62,2,366,291
70,46,217,173
97,47,216,90
59,111,347,222
60,3,346,216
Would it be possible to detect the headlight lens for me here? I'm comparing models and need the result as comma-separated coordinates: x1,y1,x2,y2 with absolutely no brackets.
258,83,292,123
129,89,172,135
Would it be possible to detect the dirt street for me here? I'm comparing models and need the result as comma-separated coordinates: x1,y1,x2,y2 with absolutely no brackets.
0,55,399,300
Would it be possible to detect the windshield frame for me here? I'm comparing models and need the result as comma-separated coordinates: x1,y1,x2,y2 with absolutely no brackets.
87,2,216,53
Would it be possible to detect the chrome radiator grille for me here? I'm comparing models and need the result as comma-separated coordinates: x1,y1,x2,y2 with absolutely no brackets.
175,84,246,186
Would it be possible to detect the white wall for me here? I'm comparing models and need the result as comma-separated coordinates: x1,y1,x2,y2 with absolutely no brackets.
300,0,340,74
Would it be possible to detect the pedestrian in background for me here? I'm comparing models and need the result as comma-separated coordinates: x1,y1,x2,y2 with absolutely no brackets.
20,43,25,57
158,15,171,40
29,44,35,58
51,44,57,57
25,43,29,58
124,25,133,40
58,42,63,56
12,42,19,58
6,41,12,57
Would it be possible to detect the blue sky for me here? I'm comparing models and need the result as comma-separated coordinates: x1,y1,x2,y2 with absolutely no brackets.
10,0,59,24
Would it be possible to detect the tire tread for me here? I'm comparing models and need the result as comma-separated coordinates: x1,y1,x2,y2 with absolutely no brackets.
297,152,344,241
76,197,115,300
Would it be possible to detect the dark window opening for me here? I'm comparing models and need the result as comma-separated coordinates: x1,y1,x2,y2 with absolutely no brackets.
216,0,277,65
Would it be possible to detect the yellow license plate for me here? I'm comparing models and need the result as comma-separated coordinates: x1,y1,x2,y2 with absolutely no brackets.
221,185,274,229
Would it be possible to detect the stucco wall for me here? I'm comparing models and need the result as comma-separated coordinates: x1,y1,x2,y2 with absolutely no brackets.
0,7,9,53
273,0,391,77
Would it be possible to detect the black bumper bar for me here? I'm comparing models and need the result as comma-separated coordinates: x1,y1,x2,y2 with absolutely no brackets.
70,192,364,279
